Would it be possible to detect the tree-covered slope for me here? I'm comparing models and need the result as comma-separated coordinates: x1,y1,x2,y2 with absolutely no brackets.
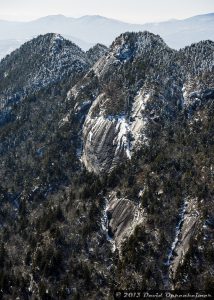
0,32,213,299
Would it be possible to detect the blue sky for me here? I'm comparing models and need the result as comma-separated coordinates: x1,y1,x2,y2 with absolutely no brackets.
0,0,214,23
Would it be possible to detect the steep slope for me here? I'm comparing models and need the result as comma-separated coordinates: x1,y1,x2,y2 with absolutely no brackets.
62,33,214,292
0,31,214,299
69,32,178,174
0,34,94,197
0,33,109,195
66,33,214,175
178,40,214,107
0,33,91,125
0,34,114,300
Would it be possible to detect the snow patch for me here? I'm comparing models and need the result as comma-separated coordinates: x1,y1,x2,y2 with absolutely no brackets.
130,92,150,148
89,131,93,142
101,198,116,252
166,198,189,266
113,116,131,159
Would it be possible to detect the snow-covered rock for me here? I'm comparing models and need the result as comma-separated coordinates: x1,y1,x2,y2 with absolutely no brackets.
78,32,214,174
0,33,91,125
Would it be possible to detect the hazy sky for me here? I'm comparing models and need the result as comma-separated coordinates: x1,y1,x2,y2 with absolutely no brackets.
0,0,214,23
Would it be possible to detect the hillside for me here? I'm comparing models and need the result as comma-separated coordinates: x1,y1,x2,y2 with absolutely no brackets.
0,32,214,299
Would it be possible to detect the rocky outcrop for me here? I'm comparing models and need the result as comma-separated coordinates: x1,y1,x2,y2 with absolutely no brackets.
62,32,214,178
80,34,214,174
103,192,145,249
82,94,132,173
79,32,179,173
168,198,200,286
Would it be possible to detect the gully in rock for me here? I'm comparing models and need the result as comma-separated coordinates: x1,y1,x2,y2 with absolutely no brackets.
163,198,189,289
101,197,116,252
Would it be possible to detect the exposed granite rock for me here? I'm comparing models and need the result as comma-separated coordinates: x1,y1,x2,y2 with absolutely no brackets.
105,192,145,249
169,198,200,286
82,94,131,173
81,36,214,174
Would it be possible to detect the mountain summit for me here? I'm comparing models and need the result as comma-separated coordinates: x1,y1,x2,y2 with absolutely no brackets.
0,33,91,125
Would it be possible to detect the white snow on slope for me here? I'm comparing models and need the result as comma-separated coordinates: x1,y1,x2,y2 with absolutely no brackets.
114,116,131,159
166,198,189,266
101,197,116,252
130,91,150,147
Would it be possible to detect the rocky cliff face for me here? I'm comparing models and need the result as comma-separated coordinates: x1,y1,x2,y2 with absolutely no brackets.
103,191,145,250
68,32,214,175
168,198,200,285
66,33,214,292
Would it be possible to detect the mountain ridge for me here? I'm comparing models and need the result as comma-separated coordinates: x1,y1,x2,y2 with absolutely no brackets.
0,31,213,298
0,12,213,60
63,31,213,174
0,33,93,125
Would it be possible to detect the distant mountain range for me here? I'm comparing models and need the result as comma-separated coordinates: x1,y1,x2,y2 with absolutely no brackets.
0,12,213,60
